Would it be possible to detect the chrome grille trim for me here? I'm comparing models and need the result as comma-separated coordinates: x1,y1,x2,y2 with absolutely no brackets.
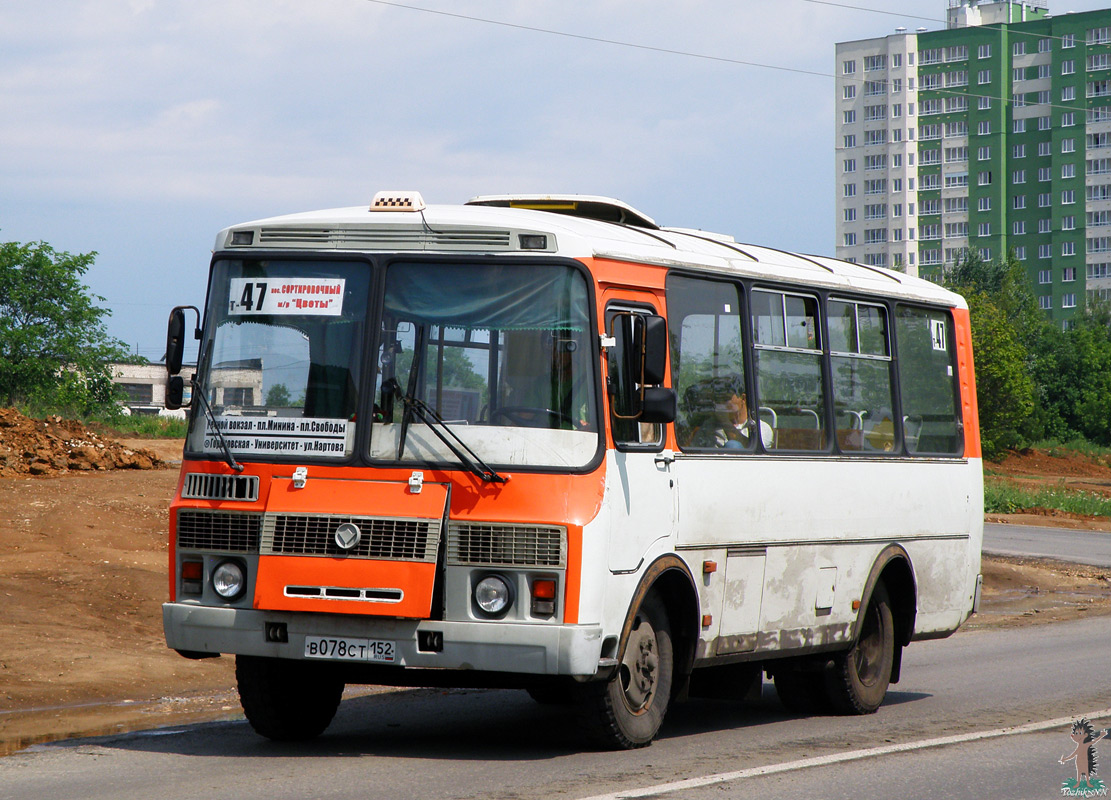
176,510,262,553
256,226,514,250
285,585,404,603
447,523,566,568
182,473,260,502
262,514,441,562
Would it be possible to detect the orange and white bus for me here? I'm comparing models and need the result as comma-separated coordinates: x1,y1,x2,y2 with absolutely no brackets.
163,191,982,749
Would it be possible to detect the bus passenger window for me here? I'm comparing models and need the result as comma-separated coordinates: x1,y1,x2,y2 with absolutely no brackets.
829,300,897,453
751,290,826,451
895,305,962,455
606,308,662,447
666,275,761,451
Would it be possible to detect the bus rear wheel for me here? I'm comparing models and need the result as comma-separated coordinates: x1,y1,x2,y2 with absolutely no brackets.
825,583,895,715
236,655,345,741
575,594,673,749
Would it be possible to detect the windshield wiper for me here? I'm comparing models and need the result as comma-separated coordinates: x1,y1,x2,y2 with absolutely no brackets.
192,375,244,473
386,378,506,484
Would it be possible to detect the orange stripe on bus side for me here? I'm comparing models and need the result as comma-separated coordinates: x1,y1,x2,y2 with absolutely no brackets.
952,307,982,459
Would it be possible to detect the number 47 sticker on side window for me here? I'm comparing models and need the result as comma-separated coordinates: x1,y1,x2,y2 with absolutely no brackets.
930,318,947,352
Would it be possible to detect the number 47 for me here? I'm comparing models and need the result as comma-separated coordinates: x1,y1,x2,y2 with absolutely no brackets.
239,281,268,311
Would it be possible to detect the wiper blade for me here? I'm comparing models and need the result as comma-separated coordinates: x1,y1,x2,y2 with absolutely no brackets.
192,376,244,473
389,382,506,484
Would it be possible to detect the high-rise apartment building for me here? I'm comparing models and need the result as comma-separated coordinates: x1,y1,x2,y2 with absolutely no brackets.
835,0,1111,322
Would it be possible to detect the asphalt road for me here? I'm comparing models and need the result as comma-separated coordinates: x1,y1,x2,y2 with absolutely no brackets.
984,521,1111,567
3,615,1109,800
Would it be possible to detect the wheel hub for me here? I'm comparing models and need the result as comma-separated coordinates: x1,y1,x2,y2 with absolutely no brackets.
621,619,658,710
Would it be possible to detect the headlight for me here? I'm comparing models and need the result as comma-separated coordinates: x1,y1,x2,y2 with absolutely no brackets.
474,575,512,616
212,560,246,600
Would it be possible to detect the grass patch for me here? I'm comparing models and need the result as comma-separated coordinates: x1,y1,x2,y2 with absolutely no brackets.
93,415,188,439
985,478,1111,518
1027,437,1111,464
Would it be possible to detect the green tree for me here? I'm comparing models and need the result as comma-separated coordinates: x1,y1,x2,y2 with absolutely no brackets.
0,241,129,415
266,383,293,407
944,251,1045,458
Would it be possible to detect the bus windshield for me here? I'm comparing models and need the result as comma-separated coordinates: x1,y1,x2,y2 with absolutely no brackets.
186,258,370,460
370,261,599,470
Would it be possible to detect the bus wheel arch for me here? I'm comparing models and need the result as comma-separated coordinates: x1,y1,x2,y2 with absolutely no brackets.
575,556,698,749
856,544,917,682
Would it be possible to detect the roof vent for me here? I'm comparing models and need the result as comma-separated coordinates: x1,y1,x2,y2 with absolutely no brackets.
370,191,426,212
465,194,658,229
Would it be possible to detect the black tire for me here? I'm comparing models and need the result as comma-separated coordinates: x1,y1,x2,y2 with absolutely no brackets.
773,667,831,714
235,655,345,741
824,583,895,715
574,594,673,750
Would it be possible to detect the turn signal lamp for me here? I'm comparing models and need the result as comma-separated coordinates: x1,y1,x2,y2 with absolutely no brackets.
531,578,557,618
181,560,203,595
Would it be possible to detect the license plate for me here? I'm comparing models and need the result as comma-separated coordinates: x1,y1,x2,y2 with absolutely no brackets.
304,635,395,663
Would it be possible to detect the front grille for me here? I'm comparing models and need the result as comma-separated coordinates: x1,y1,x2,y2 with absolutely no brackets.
447,523,566,568
177,510,262,553
182,473,259,502
264,515,439,561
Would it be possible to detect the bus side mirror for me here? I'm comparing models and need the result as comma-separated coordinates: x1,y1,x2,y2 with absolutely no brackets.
640,386,677,424
166,305,201,377
166,375,186,410
639,315,668,386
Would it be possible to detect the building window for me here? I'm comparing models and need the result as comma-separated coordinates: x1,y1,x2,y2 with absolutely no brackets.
1014,221,1026,235
1064,268,1077,282
1016,246,1027,260
891,77,903,92
1014,67,1026,82
844,159,857,173
864,105,887,121
844,208,856,222
863,129,886,145
864,228,887,244
1038,63,1052,78
843,134,856,148
1063,112,1076,127
1014,41,1026,56
978,223,991,237
1013,170,1026,185
978,69,991,85
1039,244,1052,259
978,171,992,186
978,95,992,110
844,183,857,197
978,120,991,135
892,103,902,118
1039,193,1052,208
1039,116,1052,131
843,59,857,75
978,146,991,161
844,233,857,246
1038,167,1051,182
1063,138,1076,154
977,197,991,212
1063,164,1076,179
1063,190,1076,205
1014,119,1026,133
1038,270,1052,284
944,121,968,137
978,43,992,59
1089,27,1111,46
864,55,887,71
1063,215,1076,230
893,204,903,218
1062,86,1076,102
1062,59,1076,75
864,80,886,97
1039,296,1052,311
1063,293,1077,309
1039,141,1052,157
843,110,856,124
1063,242,1076,256
1063,33,1076,48
1039,218,1052,234
1014,195,1026,210
893,54,902,68
1039,37,1052,53
844,84,857,100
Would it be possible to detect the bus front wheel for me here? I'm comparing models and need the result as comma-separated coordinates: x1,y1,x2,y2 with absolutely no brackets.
236,655,345,741
575,594,674,749
825,583,895,715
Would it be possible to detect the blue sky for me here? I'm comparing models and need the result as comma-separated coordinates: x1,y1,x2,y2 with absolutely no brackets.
2,0,1109,359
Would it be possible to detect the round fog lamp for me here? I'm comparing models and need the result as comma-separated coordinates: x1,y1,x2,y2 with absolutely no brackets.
212,560,246,599
474,575,512,615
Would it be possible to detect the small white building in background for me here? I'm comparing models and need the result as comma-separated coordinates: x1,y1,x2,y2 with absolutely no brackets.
110,363,195,418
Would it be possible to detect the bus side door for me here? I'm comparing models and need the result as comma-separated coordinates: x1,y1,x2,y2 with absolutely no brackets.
603,294,676,573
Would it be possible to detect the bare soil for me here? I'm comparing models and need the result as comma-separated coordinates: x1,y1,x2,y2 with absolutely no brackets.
1,421,1110,755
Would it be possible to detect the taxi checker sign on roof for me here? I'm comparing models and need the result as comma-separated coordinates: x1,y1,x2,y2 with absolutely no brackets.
228,278,345,316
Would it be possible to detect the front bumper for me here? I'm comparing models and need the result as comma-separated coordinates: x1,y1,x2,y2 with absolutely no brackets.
163,602,605,677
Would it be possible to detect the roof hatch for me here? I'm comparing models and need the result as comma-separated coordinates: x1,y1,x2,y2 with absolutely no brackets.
466,194,659,229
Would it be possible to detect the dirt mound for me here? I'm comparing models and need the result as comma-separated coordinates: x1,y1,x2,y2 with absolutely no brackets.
0,408,165,477
990,448,1111,479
